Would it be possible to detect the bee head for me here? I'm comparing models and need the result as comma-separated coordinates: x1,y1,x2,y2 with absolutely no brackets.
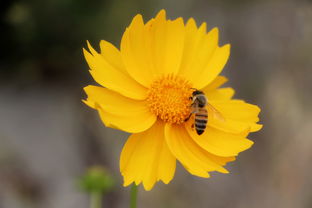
190,89,206,107
192,89,204,96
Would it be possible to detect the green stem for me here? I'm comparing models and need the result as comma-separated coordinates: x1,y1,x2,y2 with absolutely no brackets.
90,192,102,208
130,184,138,208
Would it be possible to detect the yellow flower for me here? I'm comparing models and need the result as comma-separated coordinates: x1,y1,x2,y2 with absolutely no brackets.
83,10,262,191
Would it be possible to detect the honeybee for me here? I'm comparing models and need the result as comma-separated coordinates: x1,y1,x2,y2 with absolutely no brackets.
185,89,224,135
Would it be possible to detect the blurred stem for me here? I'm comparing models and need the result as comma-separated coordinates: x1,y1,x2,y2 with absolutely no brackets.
90,192,102,208
130,184,138,208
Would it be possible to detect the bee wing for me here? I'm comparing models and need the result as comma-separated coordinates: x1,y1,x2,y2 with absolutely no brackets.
207,103,225,122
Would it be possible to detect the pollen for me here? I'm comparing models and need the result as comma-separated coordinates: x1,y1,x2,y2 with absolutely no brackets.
147,75,193,124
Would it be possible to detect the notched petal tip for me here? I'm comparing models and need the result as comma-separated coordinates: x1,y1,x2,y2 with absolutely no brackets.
246,138,254,147
188,168,210,178
251,123,263,132
254,105,261,114
86,40,91,47
82,47,91,58
217,43,231,65
222,43,231,51
160,178,171,185
173,17,184,23
223,169,230,174
131,14,144,27
216,76,228,85
123,179,133,187
142,181,155,191
210,27,219,34
86,40,98,55
83,85,92,92
156,9,167,20
83,50,96,70
99,40,118,53
199,22,207,33
206,27,219,45
83,41,100,64
82,99,95,109
186,17,197,28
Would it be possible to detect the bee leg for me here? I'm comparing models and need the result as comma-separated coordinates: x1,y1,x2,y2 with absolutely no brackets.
184,108,197,122
189,102,196,108
184,113,192,122
191,123,194,130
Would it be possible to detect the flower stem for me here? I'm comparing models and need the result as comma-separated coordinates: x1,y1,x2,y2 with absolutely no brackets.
130,184,138,208
90,192,102,208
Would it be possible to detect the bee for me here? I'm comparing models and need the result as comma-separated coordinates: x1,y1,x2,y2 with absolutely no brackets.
185,89,224,135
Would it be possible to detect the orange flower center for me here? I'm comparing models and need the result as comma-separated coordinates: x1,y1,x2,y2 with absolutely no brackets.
147,75,193,124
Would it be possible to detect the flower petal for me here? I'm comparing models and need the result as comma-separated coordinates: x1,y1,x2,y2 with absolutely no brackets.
195,44,231,89
200,76,234,101
83,41,147,100
121,14,152,87
121,10,185,87
201,76,228,91
151,14,185,76
210,100,262,132
84,85,156,133
186,124,254,157
120,120,176,191
99,40,127,74
178,22,219,86
205,88,235,101
165,124,234,178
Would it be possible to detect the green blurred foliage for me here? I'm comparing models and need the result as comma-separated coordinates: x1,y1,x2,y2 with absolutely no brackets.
78,166,115,194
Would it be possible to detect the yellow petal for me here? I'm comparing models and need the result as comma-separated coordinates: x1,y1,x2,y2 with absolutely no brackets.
121,14,152,87
99,40,127,74
83,42,147,100
205,88,235,101
178,25,219,86
202,76,228,91
97,109,156,133
84,85,156,133
165,124,233,177
152,17,185,76
208,117,250,134
210,100,260,120
120,120,176,190
186,124,254,157
121,11,185,88
194,44,231,89
210,100,262,132
202,75,235,106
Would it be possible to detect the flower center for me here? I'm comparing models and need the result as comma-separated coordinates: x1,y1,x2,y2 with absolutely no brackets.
147,75,193,124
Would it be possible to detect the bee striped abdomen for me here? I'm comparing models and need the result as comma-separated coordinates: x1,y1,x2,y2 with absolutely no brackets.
194,108,208,135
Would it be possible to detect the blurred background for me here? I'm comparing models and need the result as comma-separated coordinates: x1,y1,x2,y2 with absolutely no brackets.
1,0,312,207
